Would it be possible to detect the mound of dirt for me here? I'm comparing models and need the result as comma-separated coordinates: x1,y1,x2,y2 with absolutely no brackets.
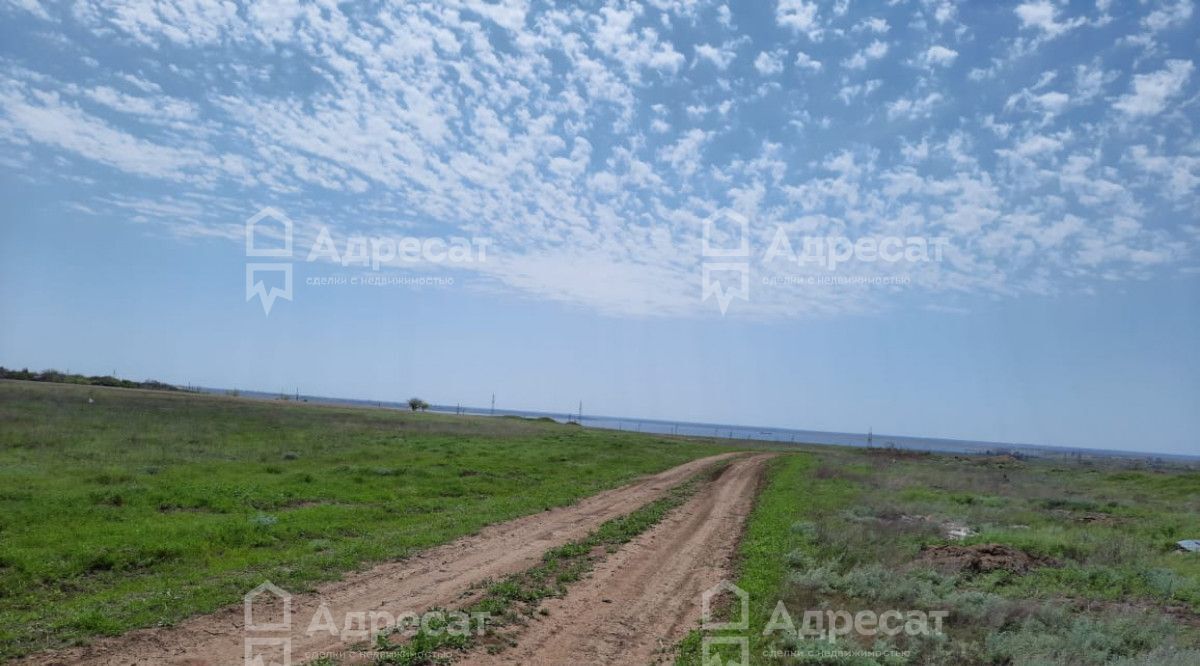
916,543,1058,575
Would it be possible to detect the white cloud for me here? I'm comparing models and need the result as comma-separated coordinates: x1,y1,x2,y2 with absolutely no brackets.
658,128,711,177
843,40,888,70
1033,214,1085,248
922,45,958,68
1073,62,1111,103
1033,91,1070,115
593,7,685,78
886,93,943,120
1006,87,1072,118
1013,133,1065,157
853,17,889,34
794,51,822,72
838,79,881,104
754,50,785,76
0,0,1193,320
1128,144,1200,200
104,0,245,47
5,0,51,20
84,85,198,122
776,0,822,39
694,42,737,69
1015,1,1085,38
716,4,732,27
1114,60,1193,117
931,0,957,24
1143,0,1193,32
0,85,215,181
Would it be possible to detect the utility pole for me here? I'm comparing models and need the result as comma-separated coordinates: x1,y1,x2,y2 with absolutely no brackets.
491,393,495,415
577,400,583,423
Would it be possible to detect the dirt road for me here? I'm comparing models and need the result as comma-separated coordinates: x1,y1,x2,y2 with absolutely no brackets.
27,453,738,666
461,454,772,665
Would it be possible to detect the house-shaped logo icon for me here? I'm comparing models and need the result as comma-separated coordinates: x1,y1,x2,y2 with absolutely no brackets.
245,207,293,258
701,579,749,631
243,580,292,631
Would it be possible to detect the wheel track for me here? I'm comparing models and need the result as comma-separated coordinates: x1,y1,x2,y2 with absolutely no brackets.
24,453,739,666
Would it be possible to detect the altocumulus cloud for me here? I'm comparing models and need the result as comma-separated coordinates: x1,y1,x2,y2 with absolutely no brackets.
0,0,1196,317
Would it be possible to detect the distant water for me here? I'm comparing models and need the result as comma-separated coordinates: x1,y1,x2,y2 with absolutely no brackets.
198,388,1197,462
435,407,1174,460
419,404,1194,461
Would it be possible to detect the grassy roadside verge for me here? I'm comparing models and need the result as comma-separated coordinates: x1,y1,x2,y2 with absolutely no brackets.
679,448,1200,665
675,453,845,664
0,380,726,660
369,461,733,665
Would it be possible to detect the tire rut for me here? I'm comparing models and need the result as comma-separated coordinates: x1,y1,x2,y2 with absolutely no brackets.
460,454,773,666
25,453,739,666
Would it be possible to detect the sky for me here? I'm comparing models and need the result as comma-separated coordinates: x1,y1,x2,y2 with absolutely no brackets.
0,0,1197,455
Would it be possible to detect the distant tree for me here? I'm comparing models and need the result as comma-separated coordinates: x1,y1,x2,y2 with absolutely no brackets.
408,397,430,412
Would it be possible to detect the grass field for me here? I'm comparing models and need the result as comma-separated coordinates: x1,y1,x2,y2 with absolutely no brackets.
370,460,728,665
0,380,724,660
7,379,1200,665
684,449,1200,664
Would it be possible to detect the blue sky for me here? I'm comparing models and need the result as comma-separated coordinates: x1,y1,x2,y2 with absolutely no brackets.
0,0,1197,455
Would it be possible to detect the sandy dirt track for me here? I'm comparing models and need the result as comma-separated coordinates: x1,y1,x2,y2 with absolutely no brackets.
26,453,737,666
461,454,773,666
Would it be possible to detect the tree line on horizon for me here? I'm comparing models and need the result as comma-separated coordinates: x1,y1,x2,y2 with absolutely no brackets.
0,367,186,392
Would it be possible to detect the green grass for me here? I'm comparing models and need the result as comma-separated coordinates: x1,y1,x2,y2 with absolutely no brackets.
677,453,855,664
0,380,725,660
679,449,1200,665
373,461,728,665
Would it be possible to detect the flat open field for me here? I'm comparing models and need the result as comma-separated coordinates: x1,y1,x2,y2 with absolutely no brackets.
685,449,1200,664
4,380,1200,665
0,380,725,661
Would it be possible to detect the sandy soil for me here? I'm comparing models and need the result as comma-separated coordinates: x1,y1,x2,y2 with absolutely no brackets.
24,453,738,666
460,454,773,666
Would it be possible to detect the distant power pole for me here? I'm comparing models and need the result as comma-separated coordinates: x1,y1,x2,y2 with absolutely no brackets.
578,400,583,423
491,393,495,415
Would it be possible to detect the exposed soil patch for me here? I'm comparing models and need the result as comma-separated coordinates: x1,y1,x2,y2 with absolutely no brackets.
916,543,1059,575
155,504,220,514
23,453,738,666
870,512,976,541
1050,509,1121,525
277,498,340,510
460,454,772,666
1067,598,1200,629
